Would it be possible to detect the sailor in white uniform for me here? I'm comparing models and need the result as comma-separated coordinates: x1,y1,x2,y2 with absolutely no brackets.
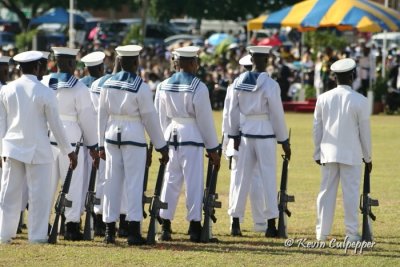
313,58,372,242
43,47,98,241
227,46,291,238
155,46,221,242
0,51,77,244
79,51,106,236
98,45,169,245
222,54,268,236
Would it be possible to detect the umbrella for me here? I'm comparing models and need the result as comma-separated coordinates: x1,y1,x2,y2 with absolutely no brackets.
248,0,400,32
207,33,234,46
257,36,282,46
30,7,86,26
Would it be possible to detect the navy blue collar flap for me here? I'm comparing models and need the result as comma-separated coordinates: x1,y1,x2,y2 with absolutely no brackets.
234,71,261,92
103,71,142,93
91,74,113,94
161,72,200,92
49,73,78,90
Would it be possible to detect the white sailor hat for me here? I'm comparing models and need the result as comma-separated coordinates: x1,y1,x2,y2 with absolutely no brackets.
51,47,80,56
174,46,199,58
246,46,272,54
228,43,239,50
0,56,11,64
13,51,43,63
115,45,142,57
81,51,105,67
239,54,252,66
41,51,50,59
330,58,356,73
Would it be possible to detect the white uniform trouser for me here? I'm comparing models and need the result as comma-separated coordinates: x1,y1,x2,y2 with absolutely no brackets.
229,157,267,224
228,137,278,220
0,158,52,242
160,146,204,222
51,146,85,223
103,144,146,223
316,163,361,238
94,159,106,215
21,179,29,211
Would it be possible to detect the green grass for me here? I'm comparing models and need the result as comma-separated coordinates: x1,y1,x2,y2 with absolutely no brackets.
1,112,399,266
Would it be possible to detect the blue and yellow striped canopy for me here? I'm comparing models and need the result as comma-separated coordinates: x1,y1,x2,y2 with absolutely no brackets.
248,0,400,32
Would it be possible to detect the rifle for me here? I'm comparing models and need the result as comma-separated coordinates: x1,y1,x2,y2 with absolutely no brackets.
48,136,83,244
277,130,295,238
200,137,223,243
146,161,168,245
142,143,154,219
360,162,379,242
83,164,100,241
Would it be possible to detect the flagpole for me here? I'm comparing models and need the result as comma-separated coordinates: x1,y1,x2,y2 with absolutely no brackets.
69,0,75,48
381,0,388,78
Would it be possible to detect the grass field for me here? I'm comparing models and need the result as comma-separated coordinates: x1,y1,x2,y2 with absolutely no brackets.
1,112,399,266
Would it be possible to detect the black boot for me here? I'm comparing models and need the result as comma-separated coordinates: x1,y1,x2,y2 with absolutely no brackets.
127,221,146,246
104,222,116,244
118,214,128,237
231,217,242,236
265,218,278,238
189,221,202,242
94,214,106,237
160,219,172,241
64,222,83,241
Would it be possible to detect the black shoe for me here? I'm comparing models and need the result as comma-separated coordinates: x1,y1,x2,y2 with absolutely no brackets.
48,224,52,235
118,214,128,238
104,222,116,244
127,221,146,246
64,222,83,241
231,217,242,236
94,214,106,237
265,219,278,238
160,219,172,241
189,221,202,243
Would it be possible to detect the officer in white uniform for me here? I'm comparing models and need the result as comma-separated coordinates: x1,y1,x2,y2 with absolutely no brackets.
18,51,51,234
0,51,77,244
227,46,291,238
222,54,268,236
313,58,372,242
155,46,221,242
44,47,98,241
98,45,169,245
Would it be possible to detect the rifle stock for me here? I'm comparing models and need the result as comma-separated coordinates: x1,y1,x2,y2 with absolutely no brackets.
48,136,82,244
200,137,223,243
360,162,379,242
146,162,168,245
277,130,294,238
83,165,100,241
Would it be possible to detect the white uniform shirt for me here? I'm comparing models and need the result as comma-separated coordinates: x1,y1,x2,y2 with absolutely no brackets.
155,72,219,151
98,71,166,150
227,72,288,142
0,74,72,164
43,73,98,147
313,85,372,165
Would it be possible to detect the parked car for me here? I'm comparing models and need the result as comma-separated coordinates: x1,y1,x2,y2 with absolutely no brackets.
169,18,197,34
0,31,15,49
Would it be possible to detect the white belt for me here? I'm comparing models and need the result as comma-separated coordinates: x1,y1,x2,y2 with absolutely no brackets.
244,114,270,121
60,114,78,122
109,115,140,122
171,117,196,124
